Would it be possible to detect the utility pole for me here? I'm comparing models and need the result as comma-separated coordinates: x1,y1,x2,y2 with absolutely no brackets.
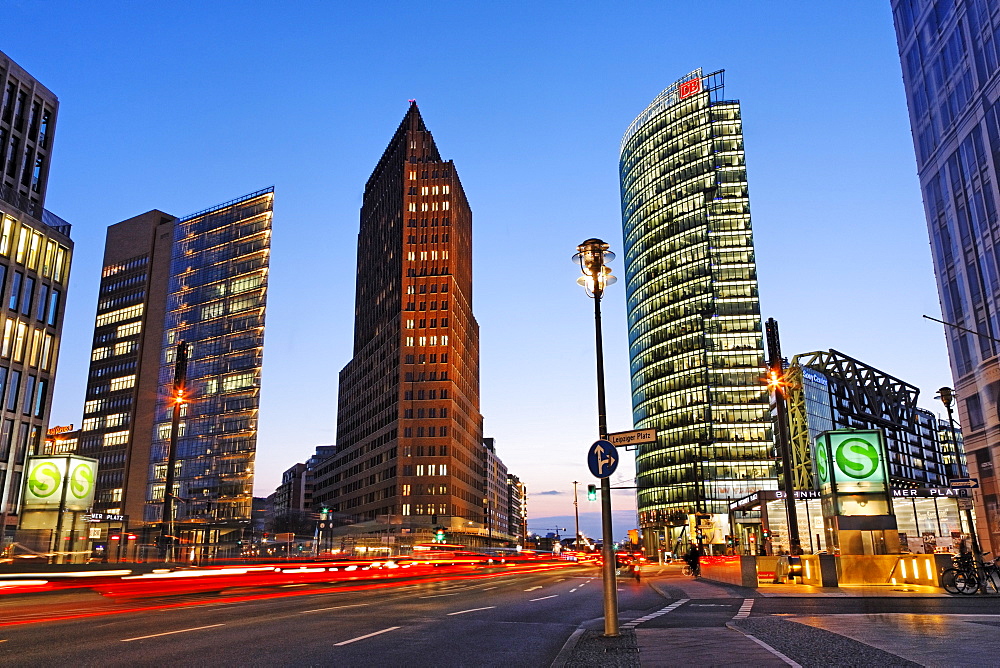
573,481,581,549
765,319,801,555
160,341,189,562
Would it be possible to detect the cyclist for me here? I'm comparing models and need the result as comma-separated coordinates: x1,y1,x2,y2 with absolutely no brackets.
684,543,702,577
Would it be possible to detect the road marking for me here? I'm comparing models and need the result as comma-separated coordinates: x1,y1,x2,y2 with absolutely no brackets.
419,593,459,599
121,624,225,642
481,586,498,591
556,578,566,582
740,630,801,667
622,598,690,629
570,588,578,593
301,604,369,614
447,606,496,616
530,595,558,601
524,586,542,591
733,599,754,620
333,626,400,646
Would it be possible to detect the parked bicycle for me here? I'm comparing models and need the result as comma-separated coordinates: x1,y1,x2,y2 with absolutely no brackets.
942,551,1000,594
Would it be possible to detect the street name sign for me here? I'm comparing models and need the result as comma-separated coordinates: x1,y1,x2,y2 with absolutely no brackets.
949,478,980,489
607,429,657,448
588,440,619,479
958,498,975,510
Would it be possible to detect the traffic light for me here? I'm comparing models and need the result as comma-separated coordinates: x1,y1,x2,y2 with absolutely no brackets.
434,528,446,543
587,484,597,501
762,529,770,540
725,535,734,547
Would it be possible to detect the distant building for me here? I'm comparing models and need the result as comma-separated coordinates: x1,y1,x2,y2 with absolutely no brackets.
0,50,72,543
893,0,1000,551
619,68,776,555
507,473,527,545
76,189,273,555
271,445,336,522
785,349,958,489
43,425,78,455
482,438,509,538
312,103,491,547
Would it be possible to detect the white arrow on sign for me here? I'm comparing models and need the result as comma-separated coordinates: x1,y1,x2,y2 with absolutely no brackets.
594,443,615,474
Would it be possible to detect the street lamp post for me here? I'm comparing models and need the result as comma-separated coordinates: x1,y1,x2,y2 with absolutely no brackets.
574,238,619,637
937,386,986,592
764,318,801,556
160,341,189,562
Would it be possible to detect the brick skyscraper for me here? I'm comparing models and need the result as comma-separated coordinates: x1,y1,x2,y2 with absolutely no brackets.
313,103,489,546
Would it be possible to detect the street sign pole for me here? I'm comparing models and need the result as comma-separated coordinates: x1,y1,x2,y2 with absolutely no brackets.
593,285,618,637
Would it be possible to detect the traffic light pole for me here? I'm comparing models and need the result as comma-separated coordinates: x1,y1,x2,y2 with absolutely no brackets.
573,481,581,549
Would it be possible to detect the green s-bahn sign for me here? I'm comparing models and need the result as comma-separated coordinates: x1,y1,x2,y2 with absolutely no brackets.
814,429,887,490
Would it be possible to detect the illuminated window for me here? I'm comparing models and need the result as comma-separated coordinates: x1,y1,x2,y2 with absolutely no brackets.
53,246,68,283
402,503,411,515
408,203,417,212
95,304,143,328
12,322,26,362
441,335,449,345
230,274,262,294
115,321,141,338
442,201,450,210
222,372,255,392
28,329,41,366
14,227,27,263
419,336,426,346
113,340,137,356
201,302,224,320
421,186,429,195
42,240,55,276
109,375,136,391
442,185,450,194
91,346,112,362
40,333,53,370
421,203,429,212
103,430,129,447
405,319,414,328
26,232,41,270
409,171,417,180
0,216,12,256
407,252,415,261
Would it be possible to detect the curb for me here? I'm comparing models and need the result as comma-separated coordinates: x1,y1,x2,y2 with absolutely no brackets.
550,626,587,668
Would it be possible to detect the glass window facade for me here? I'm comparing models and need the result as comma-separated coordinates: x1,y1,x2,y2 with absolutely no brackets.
143,189,272,525
620,69,776,551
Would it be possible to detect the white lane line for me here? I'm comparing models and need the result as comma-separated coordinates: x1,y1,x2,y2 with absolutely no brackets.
447,606,496,616
740,631,802,667
121,624,225,642
732,599,754,620
419,593,459,599
570,588,578,593
556,578,566,582
530,595,558,602
301,604,369,614
622,599,690,629
333,626,401,646
524,586,542,591
481,586,498,591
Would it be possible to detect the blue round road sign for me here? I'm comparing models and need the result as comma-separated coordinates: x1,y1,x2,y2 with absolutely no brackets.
588,440,619,479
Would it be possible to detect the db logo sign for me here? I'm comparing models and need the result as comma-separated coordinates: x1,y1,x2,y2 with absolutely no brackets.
678,78,702,99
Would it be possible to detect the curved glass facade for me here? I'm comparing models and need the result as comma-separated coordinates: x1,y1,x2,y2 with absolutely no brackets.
620,69,776,554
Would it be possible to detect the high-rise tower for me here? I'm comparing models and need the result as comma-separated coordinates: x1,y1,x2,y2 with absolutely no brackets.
0,50,72,543
312,103,489,545
78,189,272,555
620,69,776,556
892,0,1000,552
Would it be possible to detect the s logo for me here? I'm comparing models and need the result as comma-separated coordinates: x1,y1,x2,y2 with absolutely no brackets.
815,440,829,483
70,463,95,499
28,462,61,498
835,438,880,480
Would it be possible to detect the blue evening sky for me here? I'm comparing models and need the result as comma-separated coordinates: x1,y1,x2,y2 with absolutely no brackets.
5,1,943,537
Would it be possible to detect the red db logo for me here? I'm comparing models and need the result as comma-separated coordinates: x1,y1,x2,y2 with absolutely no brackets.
678,78,702,99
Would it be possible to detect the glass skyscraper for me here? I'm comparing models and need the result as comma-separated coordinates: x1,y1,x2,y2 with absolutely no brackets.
79,189,271,557
620,69,776,555
893,0,1000,551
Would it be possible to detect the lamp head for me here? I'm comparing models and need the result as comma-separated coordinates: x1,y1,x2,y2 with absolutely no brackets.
573,238,617,298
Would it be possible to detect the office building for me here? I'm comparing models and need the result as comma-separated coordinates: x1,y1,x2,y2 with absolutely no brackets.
482,438,509,538
619,69,777,555
893,0,1000,550
0,50,72,543
507,473,527,546
77,189,272,554
784,349,955,489
312,103,495,547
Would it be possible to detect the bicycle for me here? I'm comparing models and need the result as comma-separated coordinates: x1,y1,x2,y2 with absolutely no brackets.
942,551,999,594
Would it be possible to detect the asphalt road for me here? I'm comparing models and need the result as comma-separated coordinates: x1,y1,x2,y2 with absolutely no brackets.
0,564,663,666
4,564,1000,666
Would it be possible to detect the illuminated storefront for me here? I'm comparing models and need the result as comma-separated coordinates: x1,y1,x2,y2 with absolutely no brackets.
620,68,776,555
